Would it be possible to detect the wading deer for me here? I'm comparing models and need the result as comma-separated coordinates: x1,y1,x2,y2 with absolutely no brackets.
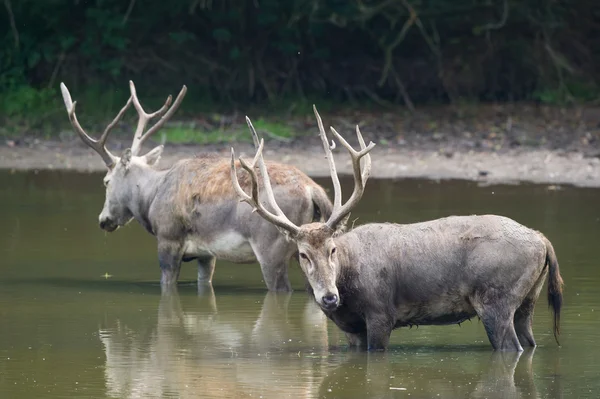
230,106,564,351
60,82,332,291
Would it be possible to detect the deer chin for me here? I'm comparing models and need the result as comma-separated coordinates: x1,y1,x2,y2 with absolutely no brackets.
319,301,340,312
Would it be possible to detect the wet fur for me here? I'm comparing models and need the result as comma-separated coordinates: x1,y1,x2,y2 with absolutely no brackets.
306,215,564,351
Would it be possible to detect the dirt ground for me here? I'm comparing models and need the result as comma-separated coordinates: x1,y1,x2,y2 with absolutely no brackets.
2,103,600,187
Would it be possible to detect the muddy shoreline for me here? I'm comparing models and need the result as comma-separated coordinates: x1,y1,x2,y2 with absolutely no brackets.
2,103,600,187
2,138,599,188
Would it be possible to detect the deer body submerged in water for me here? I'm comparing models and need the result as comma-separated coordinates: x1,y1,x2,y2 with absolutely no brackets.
231,106,564,351
60,82,332,291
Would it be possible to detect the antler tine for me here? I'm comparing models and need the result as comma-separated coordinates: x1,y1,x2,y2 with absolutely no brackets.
137,85,187,152
129,80,187,155
99,96,133,146
326,126,376,229
245,116,291,220
355,125,372,181
230,141,263,204
245,116,261,148
60,82,117,168
313,105,342,210
230,142,300,237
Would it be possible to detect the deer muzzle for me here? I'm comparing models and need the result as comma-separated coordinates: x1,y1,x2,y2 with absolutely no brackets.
99,216,118,232
320,292,340,311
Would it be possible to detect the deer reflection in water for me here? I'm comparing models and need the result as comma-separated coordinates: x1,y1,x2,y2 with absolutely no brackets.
99,288,331,399
318,349,545,399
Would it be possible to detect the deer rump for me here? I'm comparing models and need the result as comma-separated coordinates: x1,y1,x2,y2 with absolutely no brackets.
309,214,562,351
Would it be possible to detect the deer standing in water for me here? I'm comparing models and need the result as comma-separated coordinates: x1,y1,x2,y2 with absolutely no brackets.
60,82,332,291
230,106,564,351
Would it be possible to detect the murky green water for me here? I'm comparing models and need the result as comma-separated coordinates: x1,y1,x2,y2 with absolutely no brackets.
1,170,599,398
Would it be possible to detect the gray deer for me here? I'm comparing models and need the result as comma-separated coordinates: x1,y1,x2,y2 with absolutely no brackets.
59,82,332,291
230,105,564,351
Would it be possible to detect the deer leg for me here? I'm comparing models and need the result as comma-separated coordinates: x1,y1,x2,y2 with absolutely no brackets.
259,261,291,292
251,240,293,292
197,256,216,284
514,269,546,348
474,304,522,352
514,298,536,347
157,240,183,286
345,332,368,349
365,313,394,351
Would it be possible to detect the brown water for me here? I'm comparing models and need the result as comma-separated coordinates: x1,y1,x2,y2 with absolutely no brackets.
1,170,599,398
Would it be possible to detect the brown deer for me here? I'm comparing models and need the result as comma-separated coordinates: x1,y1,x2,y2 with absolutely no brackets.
230,106,564,351
59,82,332,291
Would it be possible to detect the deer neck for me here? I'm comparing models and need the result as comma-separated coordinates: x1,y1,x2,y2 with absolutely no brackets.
333,237,356,284
126,165,168,231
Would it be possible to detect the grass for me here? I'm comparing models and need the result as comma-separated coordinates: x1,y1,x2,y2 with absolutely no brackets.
160,126,248,145
0,82,338,143
160,118,295,145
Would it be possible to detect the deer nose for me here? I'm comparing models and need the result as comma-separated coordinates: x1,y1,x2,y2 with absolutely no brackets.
322,293,339,308
99,217,117,232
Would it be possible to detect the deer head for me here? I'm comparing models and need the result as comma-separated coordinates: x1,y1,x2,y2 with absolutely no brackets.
231,106,375,311
60,81,187,231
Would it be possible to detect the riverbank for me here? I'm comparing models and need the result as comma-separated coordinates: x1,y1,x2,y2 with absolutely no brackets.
2,140,599,188
2,103,599,187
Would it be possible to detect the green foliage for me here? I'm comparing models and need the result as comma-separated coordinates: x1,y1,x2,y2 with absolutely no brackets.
0,83,54,118
251,119,293,138
161,126,238,145
0,79,60,136
0,0,598,133
161,119,295,145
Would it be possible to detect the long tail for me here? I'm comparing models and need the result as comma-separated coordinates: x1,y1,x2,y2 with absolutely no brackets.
543,235,564,345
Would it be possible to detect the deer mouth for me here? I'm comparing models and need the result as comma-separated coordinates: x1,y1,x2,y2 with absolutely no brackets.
99,219,118,232
321,302,339,311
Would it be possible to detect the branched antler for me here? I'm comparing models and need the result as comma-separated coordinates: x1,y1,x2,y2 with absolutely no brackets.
60,82,132,168
230,107,375,237
60,81,187,166
129,81,187,155
313,105,375,229
230,125,301,236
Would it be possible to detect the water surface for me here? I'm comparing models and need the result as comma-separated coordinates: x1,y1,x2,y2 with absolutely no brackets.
1,171,599,398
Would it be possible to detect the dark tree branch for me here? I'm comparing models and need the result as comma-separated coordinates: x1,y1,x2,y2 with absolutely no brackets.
122,0,136,25
3,0,19,49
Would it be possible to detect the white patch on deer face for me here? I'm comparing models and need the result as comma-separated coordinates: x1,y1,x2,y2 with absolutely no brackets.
183,231,255,262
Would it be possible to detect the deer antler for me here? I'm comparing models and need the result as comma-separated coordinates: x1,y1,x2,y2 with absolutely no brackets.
129,80,187,156
312,105,375,230
230,119,301,237
60,82,132,168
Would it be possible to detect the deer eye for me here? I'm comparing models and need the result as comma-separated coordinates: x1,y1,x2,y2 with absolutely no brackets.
299,253,308,260
331,247,337,256
103,179,110,187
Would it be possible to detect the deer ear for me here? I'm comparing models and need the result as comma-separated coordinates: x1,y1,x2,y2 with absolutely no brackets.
143,145,163,166
276,226,298,242
120,148,132,168
333,214,350,236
